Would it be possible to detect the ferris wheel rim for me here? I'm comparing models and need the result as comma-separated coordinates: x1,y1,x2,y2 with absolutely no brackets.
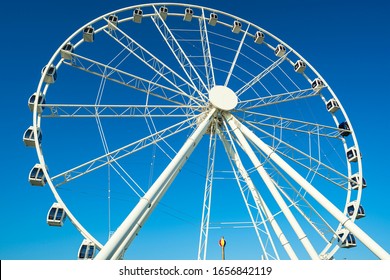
29,2,368,260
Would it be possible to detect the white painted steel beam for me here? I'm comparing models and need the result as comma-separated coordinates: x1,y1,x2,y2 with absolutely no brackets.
236,88,319,110
110,167,178,259
51,115,198,187
102,25,204,103
199,8,215,90
65,51,202,106
224,24,249,87
41,104,201,118
151,5,208,96
224,112,320,260
95,108,216,259
233,114,390,260
197,129,217,260
236,51,290,97
219,129,293,260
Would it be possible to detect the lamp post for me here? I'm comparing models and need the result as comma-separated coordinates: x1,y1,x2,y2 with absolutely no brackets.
219,237,227,260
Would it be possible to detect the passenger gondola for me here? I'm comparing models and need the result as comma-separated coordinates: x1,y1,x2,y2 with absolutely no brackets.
183,8,193,22
274,44,286,57
28,164,47,186
338,121,351,137
28,92,45,113
209,13,218,26
326,98,339,113
41,64,57,84
78,239,96,260
23,126,42,147
60,42,74,60
159,6,168,20
232,20,242,33
337,229,357,248
346,146,361,162
83,26,94,42
350,173,367,190
133,8,143,23
311,78,324,91
347,201,365,219
108,14,118,29
254,31,264,44
294,60,306,73
47,202,66,226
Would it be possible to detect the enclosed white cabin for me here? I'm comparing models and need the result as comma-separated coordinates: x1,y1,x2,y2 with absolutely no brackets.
337,229,357,248
159,6,168,20
294,60,306,73
232,20,242,34
108,14,118,30
83,26,94,42
78,239,96,260
350,173,367,190
254,31,265,44
183,7,193,21
60,43,74,60
133,8,143,23
346,146,361,162
347,201,365,219
28,164,47,186
338,121,351,137
311,78,324,91
209,13,218,26
47,202,66,226
326,98,339,113
23,126,42,147
274,44,286,57
41,65,57,84
28,92,45,113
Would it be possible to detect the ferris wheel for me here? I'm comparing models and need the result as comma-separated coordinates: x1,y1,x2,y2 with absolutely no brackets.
24,3,389,260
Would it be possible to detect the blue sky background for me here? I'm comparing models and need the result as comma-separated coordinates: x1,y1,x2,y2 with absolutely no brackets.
1,0,389,260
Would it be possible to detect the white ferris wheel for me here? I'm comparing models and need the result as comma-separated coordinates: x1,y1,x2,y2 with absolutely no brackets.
24,3,389,260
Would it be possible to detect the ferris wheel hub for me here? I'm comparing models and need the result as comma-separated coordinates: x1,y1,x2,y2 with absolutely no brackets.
209,85,238,111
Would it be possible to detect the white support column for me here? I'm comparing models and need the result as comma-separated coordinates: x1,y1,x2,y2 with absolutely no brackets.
110,169,177,260
219,128,296,260
224,112,320,260
95,109,216,260
234,114,390,260
197,128,217,260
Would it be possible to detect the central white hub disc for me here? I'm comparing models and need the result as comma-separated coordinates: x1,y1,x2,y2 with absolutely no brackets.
209,85,238,111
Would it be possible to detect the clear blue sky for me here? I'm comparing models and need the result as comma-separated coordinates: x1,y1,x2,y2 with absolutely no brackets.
1,0,389,260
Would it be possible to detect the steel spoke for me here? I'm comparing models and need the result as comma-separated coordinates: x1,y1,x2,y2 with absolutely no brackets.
199,8,215,90
95,108,216,259
218,126,286,260
50,113,202,187
232,113,390,260
41,104,201,118
238,116,349,188
224,24,250,87
101,25,205,106
237,111,345,139
224,112,320,260
236,51,291,97
197,124,218,260
237,87,320,110
151,5,208,97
